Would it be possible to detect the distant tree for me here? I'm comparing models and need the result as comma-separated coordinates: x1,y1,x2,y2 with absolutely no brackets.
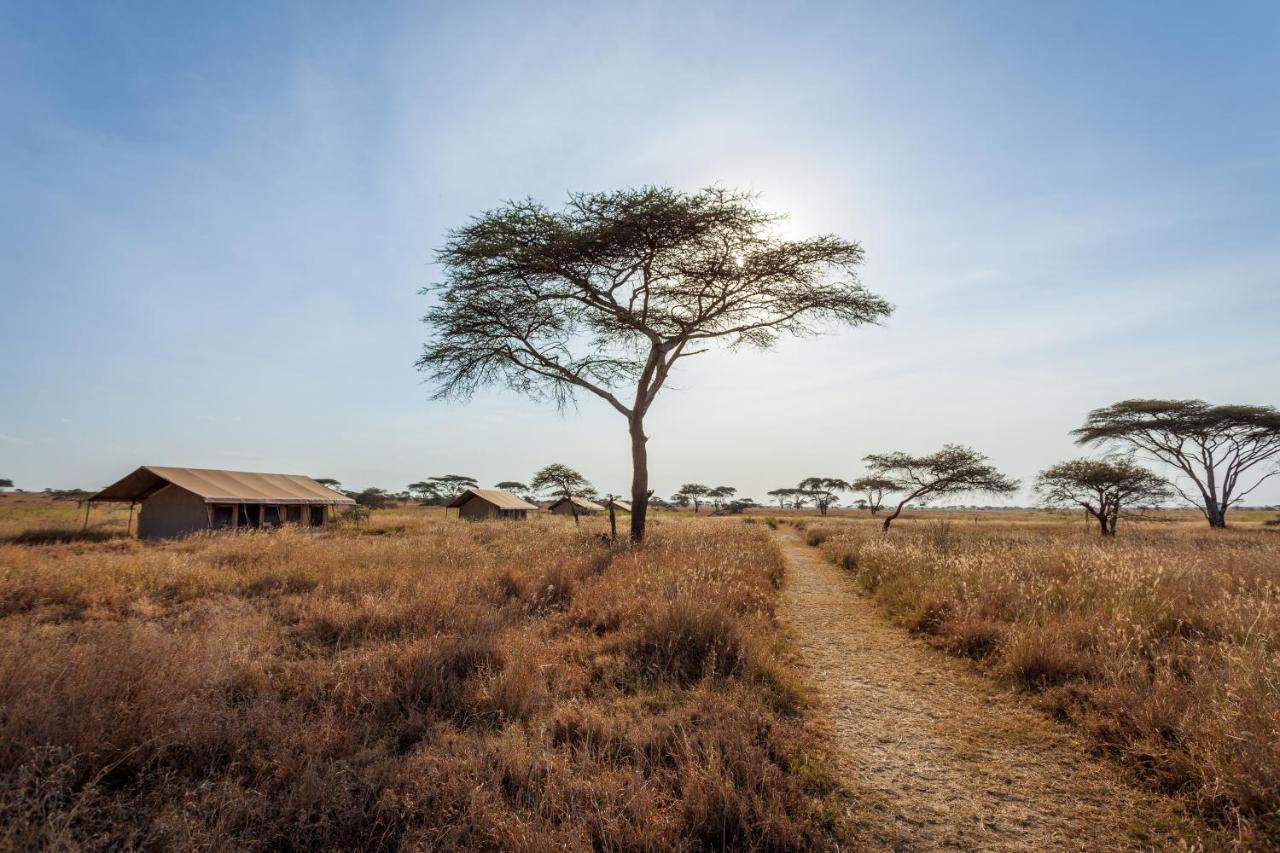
1072,399,1280,529
679,483,711,514
407,481,442,504
495,480,529,494
850,475,896,515
1035,457,1171,536
350,488,392,509
707,485,737,511
669,491,691,508
314,478,342,491
863,445,1019,531
798,477,849,515
766,488,792,510
724,498,757,514
417,186,892,542
531,464,595,527
428,474,478,502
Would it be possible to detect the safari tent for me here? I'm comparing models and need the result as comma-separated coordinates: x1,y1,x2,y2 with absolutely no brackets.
601,498,631,513
548,496,605,516
89,466,355,540
447,488,539,520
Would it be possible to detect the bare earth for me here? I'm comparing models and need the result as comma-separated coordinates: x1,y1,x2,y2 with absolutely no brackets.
774,527,1205,851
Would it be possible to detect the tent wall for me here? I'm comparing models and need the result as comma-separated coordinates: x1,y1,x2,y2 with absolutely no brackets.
138,485,209,540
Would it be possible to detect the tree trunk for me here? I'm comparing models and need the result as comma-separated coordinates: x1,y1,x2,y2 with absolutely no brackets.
608,504,617,541
882,504,904,532
629,415,649,543
1206,502,1227,529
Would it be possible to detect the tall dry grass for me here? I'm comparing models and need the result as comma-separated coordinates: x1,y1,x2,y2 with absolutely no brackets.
0,507,842,851
811,517,1280,846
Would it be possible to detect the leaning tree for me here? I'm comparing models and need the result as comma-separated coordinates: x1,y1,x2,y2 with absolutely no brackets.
1072,399,1280,528
418,186,891,542
862,445,1019,531
1034,457,1171,536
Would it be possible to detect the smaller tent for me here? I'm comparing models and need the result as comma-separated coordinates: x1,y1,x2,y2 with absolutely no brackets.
601,498,631,513
548,496,605,516
447,488,539,521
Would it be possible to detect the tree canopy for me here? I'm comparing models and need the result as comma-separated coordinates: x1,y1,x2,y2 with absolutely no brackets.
849,475,896,515
677,483,711,513
863,445,1019,530
418,186,891,540
531,464,594,526
1034,457,1171,536
798,477,848,515
1072,399,1280,528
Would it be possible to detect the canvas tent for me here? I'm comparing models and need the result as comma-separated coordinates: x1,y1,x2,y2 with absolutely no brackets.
548,496,604,516
89,466,355,540
446,488,539,520
601,498,631,513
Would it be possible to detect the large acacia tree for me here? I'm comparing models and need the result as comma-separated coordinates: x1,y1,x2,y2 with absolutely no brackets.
419,187,891,541
1072,399,1280,528
1034,457,1170,536
863,445,1019,531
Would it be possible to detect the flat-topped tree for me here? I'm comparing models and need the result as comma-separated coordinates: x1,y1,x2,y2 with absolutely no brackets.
1072,399,1280,529
428,474,478,502
678,483,711,514
531,463,594,527
707,486,737,511
863,445,1019,531
850,475,895,515
495,481,528,494
1035,457,1170,536
798,477,848,515
419,186,891,542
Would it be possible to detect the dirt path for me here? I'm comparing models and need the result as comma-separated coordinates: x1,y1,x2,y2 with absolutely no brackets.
774,527,1200,851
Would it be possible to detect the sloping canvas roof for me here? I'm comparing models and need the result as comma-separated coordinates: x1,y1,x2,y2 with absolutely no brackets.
603,499,632,512
92,466,356,505
550,496,605,512
446,488,539,511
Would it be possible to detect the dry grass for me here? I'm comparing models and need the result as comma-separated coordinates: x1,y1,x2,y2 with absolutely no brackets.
0,503,843,851
809,514,1280,846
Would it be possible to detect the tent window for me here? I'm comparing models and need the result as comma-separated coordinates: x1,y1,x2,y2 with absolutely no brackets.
286,505,303,523
212,505,234,529
262,506,282,527
239,505,260,528
310,506,325,526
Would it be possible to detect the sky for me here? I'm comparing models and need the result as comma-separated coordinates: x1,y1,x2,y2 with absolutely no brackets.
2,1,1278,505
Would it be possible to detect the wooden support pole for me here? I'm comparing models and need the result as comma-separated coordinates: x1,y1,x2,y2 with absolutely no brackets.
126,501,135,537
82,501,92,531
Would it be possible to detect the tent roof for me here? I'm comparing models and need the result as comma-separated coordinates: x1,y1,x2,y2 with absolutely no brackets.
446,488,539,511
603,499,632,512
91,466,356,505
550,496,605,511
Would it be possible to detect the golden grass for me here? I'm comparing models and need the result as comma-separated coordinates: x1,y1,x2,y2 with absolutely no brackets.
0,504,844,850
808,514,1280,846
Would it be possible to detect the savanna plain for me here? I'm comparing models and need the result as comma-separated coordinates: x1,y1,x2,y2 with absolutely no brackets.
1,495,1277,850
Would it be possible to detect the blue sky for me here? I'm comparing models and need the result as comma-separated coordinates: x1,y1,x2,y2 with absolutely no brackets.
2,1,1278,504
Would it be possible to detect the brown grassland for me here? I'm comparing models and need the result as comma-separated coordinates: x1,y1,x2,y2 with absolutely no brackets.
0,496,844,851
802,510,1280,847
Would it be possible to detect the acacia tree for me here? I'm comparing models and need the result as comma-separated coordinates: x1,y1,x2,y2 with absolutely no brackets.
1035,457,1170,536
850,475,895,515
313,478,342,492
798,477,848,515
679,483,711,514
418,187,891,542
1072,400,1280,529
766,488,793,510
428,474,478,502
531,463,594,527
707,485,737,511
495,480,529,494
407,481,441,504
863,445,1019,531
